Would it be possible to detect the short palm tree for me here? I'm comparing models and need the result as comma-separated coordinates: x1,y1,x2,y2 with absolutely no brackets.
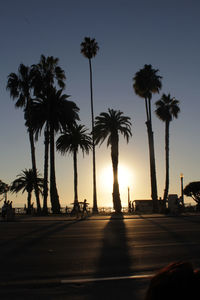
81,37,99,214
155,93,180,206
31,88,79,213
10,169,44,214
31,55,71,214
93,109,132,213
56,124,92,209
7,64,41,213
0,180,9,202
133,64,162,212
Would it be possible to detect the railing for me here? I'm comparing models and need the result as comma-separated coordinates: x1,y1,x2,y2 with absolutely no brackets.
0,206,130,215
0,203,197,215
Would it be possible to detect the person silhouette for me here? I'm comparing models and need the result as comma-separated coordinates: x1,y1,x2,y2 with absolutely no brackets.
82,199,88,217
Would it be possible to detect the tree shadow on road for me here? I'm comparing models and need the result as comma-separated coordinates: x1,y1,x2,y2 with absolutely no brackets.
89,214,147,300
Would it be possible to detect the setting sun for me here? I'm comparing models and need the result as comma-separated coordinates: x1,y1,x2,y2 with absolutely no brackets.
99,164,134,192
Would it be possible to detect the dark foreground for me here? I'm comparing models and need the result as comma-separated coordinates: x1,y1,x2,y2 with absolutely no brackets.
1,214,200,299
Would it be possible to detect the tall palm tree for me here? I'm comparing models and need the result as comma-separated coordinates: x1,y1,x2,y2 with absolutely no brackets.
56,124,92,208
31,55,67,214
155,93,180,206
31,88,79,213
133,64,162,212
7,64,41,213
93,109,132,213
81,37,99,213
10,169,44,214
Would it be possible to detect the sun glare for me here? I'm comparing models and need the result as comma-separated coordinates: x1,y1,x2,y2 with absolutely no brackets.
99,164,134,192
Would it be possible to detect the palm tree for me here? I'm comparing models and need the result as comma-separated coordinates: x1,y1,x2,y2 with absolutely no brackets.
31,55,67,214
81,37,99,213
10,169,44,214
0,180,9,202
155,93,180,206
133,64,162,212
93,109,132,213
7,64,41,213
56,124,92,209
31,88,79,213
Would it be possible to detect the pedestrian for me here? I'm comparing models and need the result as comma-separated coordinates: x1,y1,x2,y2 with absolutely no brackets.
2,200,7,219
82,199,88,218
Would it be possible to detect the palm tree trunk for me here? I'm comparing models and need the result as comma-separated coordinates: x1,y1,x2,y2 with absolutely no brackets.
111,136,121,213
43,125,49,214
28,128,41,214
26,99,41,214
89,58,98,214
146,120,158,212
27,191,32,214
163,121,170,206
73,150,78,206
49,124,60,213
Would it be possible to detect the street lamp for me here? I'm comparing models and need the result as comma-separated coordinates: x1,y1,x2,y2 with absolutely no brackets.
180,173,184,205
128,187,130,212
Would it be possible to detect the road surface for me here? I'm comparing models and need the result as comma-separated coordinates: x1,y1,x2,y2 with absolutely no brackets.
1,214,200,299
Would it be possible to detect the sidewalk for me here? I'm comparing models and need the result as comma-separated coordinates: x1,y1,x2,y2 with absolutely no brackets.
7,212,199,222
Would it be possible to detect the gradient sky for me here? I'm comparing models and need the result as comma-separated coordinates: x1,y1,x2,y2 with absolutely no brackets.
1,0,200,208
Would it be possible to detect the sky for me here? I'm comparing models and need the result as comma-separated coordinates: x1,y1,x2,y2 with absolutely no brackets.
0,0,200,208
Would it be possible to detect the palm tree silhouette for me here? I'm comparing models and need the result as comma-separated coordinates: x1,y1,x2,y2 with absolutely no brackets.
10,169,44,214
31,88,79,213
81,37,99,214
133,64,162,212
155,93,180,206
56,124,92,209
31,55,70,214
7,64,41,213
0,180,9,202
93,109,132,213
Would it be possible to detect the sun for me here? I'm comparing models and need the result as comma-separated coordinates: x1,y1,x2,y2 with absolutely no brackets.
99,164,134,191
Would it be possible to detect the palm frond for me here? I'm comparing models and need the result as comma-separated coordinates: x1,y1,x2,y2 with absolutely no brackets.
155,93,180,122
80,37,99,59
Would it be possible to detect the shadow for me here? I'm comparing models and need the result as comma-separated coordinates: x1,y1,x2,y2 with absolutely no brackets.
95,214,132,277
2,219,84,257
0,221,63,247
0,218,86,281
139,215,189,245
88,215,147,300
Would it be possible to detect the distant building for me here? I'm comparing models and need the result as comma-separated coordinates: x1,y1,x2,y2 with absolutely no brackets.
133,200,153,213
168,194,179,213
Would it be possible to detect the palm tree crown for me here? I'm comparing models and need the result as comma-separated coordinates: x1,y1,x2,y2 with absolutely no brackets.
7,64,32,108
155,93,180,122
10,169,44,213
31,55,66,96
10,169,43,195
31,88,79,135
80,37,99,59
133,64,162,101
94,109,132,146
56,124,92,155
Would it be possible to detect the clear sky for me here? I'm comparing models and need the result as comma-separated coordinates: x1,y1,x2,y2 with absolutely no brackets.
1,0,200,208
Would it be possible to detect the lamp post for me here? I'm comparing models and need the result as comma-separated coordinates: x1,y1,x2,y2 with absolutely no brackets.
180,173,184,205
128,187,131,213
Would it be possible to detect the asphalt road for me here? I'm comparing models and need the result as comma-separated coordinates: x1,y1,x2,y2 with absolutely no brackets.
1,215,200,299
